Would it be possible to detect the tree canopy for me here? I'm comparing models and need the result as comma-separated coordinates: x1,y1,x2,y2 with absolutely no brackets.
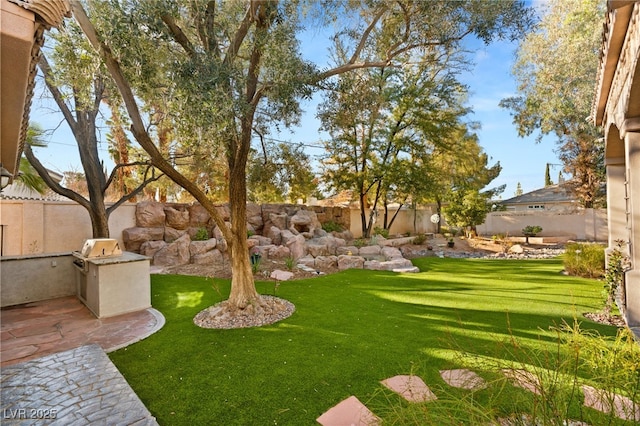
69,0,534,318
500,0,605,207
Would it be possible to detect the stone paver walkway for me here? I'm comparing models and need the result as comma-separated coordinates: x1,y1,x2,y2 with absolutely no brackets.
317,368,640,425
1,344,158,425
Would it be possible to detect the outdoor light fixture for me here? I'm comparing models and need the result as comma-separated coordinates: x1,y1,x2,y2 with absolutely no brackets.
0,164,13,190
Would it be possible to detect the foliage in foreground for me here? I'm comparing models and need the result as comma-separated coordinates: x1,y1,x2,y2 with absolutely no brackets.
109,258,625,425
377,322,639,425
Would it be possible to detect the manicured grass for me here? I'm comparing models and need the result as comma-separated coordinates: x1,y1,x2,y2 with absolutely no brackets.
109,257,623,425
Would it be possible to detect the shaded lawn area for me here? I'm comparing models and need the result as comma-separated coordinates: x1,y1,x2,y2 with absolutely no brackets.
109,257,621,425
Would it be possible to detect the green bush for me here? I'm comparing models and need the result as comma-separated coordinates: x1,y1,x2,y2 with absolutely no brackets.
522,225,542,235
321,221,343,233
373,226,389,238
353,238,366,248
193,227,209,241
413,234,427,245
563,243,605,278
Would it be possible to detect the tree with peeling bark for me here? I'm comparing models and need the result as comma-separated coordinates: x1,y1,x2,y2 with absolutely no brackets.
69,0,533,322
26,22,163,238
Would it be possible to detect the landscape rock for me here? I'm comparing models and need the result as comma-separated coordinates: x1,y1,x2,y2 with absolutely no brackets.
338,255,365,270
123,227,164,252
154,233,191,266
188,203,211,227
336,246,359,256
136,201,166,227
139,240,167,258
315,255,338,270
297,255,316,269
359,245,382,256
269,245,291,259
189,239,217,256
164,227,187,243
164,206,189,230
286,234,306,260
381,246,403,259
509,244,525,254
306,243,329,257
270,270,294,281
192,248,224,265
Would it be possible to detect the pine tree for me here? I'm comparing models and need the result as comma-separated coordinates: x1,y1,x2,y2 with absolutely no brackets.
515,182,523,196
545,163,553,187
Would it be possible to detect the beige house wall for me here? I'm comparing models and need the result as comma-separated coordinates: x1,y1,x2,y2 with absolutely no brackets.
0,200,136,256
477,209,608,242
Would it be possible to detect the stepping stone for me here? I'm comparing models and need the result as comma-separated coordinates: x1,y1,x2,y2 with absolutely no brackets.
501,369,541,395
381,375,437,402
582,385,640,422
440,369,486,390
391,266,420,273
270,269,294,281
316,395,379,426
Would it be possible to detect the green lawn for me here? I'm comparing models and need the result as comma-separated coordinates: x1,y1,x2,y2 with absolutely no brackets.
109,257,629,425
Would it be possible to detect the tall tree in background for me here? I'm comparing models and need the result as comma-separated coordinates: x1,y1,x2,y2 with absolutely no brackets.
544,163,553,187
26,22,162,238
72,0,533,319
500,0,605,208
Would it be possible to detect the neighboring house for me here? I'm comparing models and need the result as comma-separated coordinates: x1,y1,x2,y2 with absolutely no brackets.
0,168,65,201
0,0,70,184
592,1,640,327
499,183,580,212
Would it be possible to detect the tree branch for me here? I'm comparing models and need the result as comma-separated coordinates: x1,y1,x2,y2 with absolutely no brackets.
161,13,196,57
106,167,164,214
71,2,232,241
103,161,154,191
38,55,78,130
24,144,91,210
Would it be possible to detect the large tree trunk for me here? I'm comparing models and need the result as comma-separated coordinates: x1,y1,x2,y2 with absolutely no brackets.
226,158,259,309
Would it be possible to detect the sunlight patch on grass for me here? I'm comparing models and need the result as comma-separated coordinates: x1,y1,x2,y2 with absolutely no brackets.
175,291,205,308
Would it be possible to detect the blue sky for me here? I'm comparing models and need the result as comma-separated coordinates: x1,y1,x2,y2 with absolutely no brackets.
30,5,561,199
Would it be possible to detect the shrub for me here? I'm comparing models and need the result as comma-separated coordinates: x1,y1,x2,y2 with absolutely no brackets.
373,226,389,238
353,238,366,248
413,234,427,245
321,221,343,233
284,256,296,271
194,227,209,241
522,225,543,235
563,243,605,278
603,240,630,315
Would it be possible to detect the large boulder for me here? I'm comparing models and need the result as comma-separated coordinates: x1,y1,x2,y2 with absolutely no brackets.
289,209,321,236
296,254,315,269
136,201,166,227
337,255,364,270
153,233,191,266
381,246,403,259
139,240,167,259
188,204,211,227
164,227,187,243
189,239,217,256
286,234,306,260
164,206,189,230
306,243,329,257
268,212,288,231
316,235,346,255
359,245,382,256
336,246,359,256
246,203,263,232
268,245,291,259
265,226,282,246
192,248,224,265
123,227,164,252
315,255,338,270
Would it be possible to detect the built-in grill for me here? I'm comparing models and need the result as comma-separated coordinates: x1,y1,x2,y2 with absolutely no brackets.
72,239,150,318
